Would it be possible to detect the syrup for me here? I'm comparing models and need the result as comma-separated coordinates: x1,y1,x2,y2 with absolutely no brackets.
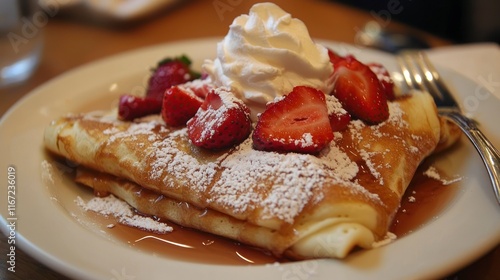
83,210,286,265
79,161,458,265
390,162,460,236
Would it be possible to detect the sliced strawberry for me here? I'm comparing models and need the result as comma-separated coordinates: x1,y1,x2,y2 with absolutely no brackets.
145,55,201,102
329,112,351,132
331,56,389,124
327,48,345,68
118,95,162,121
187,87,251,150
368,63,396,101
325,95,351,131
181,78,214,99
252,86,334,154
161,85,204,127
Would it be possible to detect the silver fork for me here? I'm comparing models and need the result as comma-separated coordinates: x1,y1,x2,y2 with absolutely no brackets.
396,50,500,205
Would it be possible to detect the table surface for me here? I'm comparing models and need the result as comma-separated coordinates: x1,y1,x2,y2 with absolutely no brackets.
0,0,498,279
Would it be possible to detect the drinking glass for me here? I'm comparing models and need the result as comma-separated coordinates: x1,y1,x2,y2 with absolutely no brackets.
0,0,44,88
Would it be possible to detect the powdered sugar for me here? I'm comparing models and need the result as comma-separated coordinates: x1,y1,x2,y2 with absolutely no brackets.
318,143,359,181
294,133,315,147
408,146,420,153
40,160,55,185
107,121,162,143
103,127,120,135
372,231,397,248
348,120,366,143
93,114,219,193
217,86,246,109
178,77,213,98
75,195,173,233
208,138,378,223
423,166,463,185
359,149,384,185
386,103,407,128
325,94,347,116
148,129,219,193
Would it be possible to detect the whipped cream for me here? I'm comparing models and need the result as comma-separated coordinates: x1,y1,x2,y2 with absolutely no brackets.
203,3,333,115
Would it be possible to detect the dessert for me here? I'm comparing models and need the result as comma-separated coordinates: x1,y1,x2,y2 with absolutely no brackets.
43,3,460,260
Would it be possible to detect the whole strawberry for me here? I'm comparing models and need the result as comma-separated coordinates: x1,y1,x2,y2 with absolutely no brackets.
145,55,200,102
187,87,251,150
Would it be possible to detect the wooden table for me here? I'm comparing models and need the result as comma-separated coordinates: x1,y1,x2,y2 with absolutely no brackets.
0,0,498,279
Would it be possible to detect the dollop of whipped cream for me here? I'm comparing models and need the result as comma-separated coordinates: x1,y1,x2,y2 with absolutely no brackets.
203,3,333,113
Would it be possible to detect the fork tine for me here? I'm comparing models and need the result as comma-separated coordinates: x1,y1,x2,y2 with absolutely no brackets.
400,51,456,107
396,53,417,90
397,52,430,94
414,52,449,103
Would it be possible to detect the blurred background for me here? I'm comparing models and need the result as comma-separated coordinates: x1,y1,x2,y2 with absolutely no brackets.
32,0,499,55
35,0,500,44
332,0,500,43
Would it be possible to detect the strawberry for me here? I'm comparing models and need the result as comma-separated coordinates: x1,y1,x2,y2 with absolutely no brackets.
325,94,351,131
145,55,201,102
331,56,389,124
181,78,214,99
161,85,204,127
118,95,162,121
368,63,396,101
329,112,351,132
252,86,333,154
187,87,251,150
327,48,344,68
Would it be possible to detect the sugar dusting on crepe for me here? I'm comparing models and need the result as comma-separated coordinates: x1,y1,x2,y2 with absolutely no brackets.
76,195,173,234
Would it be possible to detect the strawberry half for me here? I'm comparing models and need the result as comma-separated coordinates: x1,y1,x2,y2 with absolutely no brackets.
329,112,351,132
118,95,162,121
331,56,389,124
187,87,251,150
161,85,204,127
145,55,201,102
181,78,214,99
252,86,334,154
368,63,396,101
327,48,344,68
326,95,351,132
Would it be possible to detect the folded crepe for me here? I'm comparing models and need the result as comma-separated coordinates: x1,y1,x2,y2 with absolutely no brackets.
44,91,460,259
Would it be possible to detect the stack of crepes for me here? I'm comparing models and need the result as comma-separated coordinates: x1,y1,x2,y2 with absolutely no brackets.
43,3,460,259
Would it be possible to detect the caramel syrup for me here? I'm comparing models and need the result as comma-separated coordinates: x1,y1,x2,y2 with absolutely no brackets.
83,211,287,265
79,162,459,265
390,163,460,237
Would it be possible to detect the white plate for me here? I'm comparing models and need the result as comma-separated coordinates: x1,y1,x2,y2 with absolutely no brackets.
1,38,499,280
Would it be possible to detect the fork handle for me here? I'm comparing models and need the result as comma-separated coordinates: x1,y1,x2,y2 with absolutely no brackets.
444,111,500,205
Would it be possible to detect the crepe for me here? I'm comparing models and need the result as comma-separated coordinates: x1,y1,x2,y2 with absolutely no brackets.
44,91,460,259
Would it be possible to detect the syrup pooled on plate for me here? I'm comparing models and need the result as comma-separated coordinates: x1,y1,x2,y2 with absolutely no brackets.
82,209,287,265
78,160,459,265
390,162,460,237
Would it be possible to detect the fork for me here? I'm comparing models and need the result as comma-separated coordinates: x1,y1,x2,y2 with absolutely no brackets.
396,50,500,205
